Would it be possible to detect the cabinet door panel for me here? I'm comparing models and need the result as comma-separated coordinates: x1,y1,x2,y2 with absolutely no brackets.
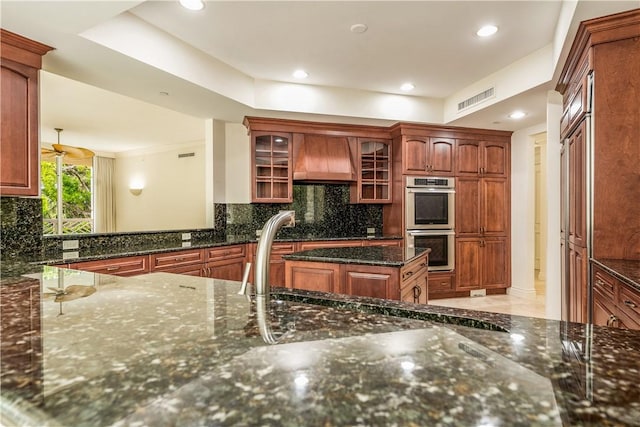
0,61,39,195
568,123,586,246
456,178,481,236
568,244,587,323
285,261,341,293
455,140,480,176
403,137,428,174
482,141,509,177
345,270,395,300
593,289,615,327
482,178,508,235
456,239,481,289
482,238,508,288
207,257,245,281
429,138,454,175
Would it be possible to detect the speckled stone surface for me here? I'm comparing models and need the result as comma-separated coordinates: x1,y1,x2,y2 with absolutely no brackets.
220,183,384,238
283,246,429,267
593,258,640,292
1,268,640,426
0,196,43,257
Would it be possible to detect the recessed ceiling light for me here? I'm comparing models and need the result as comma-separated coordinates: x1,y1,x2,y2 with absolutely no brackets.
159,91,169,96
477,25,498,37
400,83,415,92
179,0,204,11
293,69,308,79
509,110,526,119
350,24,368,34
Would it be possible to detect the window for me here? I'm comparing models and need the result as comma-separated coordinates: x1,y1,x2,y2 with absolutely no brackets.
41,157,93,234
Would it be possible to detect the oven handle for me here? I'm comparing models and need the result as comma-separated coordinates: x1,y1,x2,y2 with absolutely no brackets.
406,188,455,194
406,230,456,237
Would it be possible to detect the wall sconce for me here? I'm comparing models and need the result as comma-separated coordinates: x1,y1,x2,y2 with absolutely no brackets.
129,187,143,196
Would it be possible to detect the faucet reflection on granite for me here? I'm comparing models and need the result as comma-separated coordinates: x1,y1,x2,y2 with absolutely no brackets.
250,210,296,344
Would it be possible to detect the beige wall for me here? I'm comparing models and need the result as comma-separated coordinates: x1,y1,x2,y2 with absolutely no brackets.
223,122,251,204
115,142,207,232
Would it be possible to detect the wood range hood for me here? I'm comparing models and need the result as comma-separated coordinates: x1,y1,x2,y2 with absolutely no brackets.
292,134,357,182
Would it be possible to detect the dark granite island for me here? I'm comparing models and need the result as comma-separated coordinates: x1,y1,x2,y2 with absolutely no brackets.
283,246,430,304
1,266,640,426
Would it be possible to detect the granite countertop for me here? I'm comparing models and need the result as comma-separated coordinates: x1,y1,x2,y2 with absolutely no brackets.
282,246,429,267
592,258,640,292
29,235,402,266
1,267,640,426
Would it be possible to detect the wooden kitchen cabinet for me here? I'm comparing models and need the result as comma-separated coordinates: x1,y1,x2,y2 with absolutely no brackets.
399,254,428,304
567,121,587,248
69,255,149,277
456,177,508,237
456,237,508,290
402,136,454,176
344,265,400,300
0,30,53,196
251,131,293,203
455,140,509,178
352,138,392,203
568,243,587,323
150,249,205,274
204,244,247,281
426,272,456,299
285,261,342,293
592,264,640,330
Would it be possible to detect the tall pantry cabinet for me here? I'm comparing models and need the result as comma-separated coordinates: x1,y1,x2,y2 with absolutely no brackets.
556,9,640,325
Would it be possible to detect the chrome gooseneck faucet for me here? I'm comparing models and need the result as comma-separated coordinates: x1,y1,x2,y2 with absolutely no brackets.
254,210,296,300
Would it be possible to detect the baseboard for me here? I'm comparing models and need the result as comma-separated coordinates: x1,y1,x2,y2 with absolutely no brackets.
508,287,538,298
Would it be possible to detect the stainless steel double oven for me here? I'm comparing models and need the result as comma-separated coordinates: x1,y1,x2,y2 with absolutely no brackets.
405,176,455,271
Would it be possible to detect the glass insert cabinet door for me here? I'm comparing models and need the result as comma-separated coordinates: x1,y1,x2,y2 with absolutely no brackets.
356,138,392,203
252,132,293,202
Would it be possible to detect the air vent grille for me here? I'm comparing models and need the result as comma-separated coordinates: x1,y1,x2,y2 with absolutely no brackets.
178,152,195,158
457,87,495,111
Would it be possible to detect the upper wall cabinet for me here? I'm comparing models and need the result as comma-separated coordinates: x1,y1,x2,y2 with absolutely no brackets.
251,132,293,203
0,29,53,196
402,136,454,176
352,138,392,204
456,140,509,178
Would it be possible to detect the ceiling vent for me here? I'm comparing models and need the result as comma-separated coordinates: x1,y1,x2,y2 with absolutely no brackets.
178,152,195,158
457,87,495,112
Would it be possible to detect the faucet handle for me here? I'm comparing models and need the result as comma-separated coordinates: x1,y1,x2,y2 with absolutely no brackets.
238,262,252,295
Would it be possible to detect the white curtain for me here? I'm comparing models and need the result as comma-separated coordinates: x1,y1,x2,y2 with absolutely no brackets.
94,156,116,233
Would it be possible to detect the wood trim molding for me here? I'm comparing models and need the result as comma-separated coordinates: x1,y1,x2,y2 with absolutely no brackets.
1,29,54,69
555,8,640,93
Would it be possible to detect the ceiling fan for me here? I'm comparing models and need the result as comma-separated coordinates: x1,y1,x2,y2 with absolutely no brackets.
41,128,95,162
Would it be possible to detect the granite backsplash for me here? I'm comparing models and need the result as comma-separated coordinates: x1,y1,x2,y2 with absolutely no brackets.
0,197,43,258
216,184,384,239
3,184,383,260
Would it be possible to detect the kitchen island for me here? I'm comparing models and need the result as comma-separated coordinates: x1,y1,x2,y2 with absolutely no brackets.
283,246,430,304
1,265,640,426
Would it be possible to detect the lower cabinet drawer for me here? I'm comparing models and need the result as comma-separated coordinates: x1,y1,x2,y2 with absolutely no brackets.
204,244,246,261
69,256,149,276
428,274,455,293
150,250,205,271
619,284,640,321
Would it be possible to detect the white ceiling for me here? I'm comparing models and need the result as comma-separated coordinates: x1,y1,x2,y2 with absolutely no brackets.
2,0,639,153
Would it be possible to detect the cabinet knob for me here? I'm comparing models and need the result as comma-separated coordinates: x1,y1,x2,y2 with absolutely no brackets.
106,266,121,271
623,300,638,309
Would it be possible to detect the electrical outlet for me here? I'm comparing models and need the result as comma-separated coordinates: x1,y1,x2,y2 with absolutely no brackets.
62,251,79,260
62,240,79,250
470,289,487,297
256,229,262,238
182,233,191,241
367,227,376,234
182,241,192,248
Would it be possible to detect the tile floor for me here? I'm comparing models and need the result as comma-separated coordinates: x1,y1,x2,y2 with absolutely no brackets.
430,280,548,319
